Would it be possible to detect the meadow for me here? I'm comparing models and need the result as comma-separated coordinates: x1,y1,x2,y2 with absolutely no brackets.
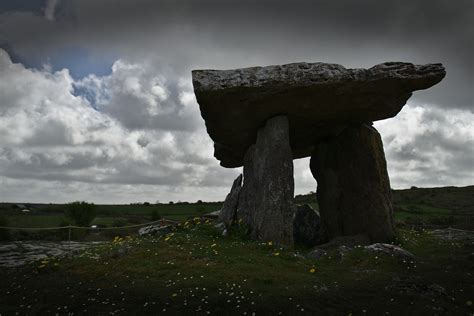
1,186,473,231
0,218,473,315
0,186,473,315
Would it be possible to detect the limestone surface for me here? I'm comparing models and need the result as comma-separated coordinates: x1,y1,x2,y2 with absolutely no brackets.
192,62,445,167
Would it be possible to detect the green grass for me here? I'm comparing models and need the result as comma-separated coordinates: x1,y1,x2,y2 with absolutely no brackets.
4,214,66,228
2,215,162,231
1,220,473,315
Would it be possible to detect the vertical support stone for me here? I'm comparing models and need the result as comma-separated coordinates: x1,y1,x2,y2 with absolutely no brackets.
237,115,295,246
218,174,243,228
237,145,257,229
310,124,395,243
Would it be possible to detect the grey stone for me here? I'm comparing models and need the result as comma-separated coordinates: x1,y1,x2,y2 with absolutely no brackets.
386,276,446,297
218,174,243,227
138,225,173,236
192,62,445,167
238,116,295,246
0,241,104,267
202,210,221,219
214,222,228,237
214,222,226,234
365,243,415,261
307,248,327,260
310,124,395,243
293,204,324,246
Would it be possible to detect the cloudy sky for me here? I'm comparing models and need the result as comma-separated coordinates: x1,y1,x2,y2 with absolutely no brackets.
0,0,472,203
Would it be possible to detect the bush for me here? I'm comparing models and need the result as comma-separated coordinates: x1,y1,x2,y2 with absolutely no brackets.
65,201,97,227
0,216,10,241
151,210,162,221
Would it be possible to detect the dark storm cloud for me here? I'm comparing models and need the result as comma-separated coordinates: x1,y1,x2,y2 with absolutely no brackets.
1,0,472,109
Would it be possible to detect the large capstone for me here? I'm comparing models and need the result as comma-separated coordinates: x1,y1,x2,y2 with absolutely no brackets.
192,62,445,167
238,116,295,246
218,174,243,227
310,124,395,243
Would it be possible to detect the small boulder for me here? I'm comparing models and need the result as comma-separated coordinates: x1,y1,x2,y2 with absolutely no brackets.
214,222,227,236
365,243,415,261
138,225,173,236
202,210,221,219
386,276,446,297
307,248,327,260
293,204,322,247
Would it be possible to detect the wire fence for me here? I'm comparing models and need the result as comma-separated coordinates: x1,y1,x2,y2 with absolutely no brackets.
0,218,181,242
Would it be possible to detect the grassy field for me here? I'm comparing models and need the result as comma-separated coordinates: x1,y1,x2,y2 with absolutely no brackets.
0,186,473,314
0,220,473,315
0,186,473,240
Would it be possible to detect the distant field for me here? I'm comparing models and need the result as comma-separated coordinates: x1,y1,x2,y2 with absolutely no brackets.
1,186,473,229
0,202,222,229
95,203,221,217
3,215,150,228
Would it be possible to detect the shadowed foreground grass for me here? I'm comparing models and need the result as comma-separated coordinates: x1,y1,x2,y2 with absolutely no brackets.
1,219,473,315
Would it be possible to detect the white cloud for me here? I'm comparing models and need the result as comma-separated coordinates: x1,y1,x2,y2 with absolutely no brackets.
0,45,472,203
375,104,474,188
0,48,239,202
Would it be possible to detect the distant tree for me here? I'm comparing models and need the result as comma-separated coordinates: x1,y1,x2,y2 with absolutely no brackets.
65,201,97,227
143,202,151,206
197,200,203,204
169,201,174,204
151,210,162,221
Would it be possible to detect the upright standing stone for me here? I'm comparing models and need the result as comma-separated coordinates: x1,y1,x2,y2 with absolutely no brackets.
237,145,257,229
238,116,295,246
310,124,395,243
218,174,243,227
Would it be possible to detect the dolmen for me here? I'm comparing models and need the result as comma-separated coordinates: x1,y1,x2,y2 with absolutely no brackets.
192,61,445,246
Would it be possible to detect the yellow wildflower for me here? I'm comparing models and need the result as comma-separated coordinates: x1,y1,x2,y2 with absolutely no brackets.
274,252,280,256
210,243,217,248
309,268,316,273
